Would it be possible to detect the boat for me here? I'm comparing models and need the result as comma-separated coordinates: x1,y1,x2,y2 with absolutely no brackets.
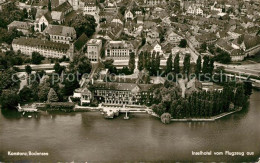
28,115,32,118
104,110,114,119
124,112,129,120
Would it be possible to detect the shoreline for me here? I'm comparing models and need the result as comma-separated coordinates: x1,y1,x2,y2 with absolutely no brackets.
170,108,242,122
2,103,243,122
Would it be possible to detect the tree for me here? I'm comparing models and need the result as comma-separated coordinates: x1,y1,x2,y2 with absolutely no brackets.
151,103,166,116
161,113,171,124
0,89,20,109
128,52,135,73
25,65,32,74
141,37,146,47
195,55,202,78
0,69,20,94
29,7,37,20
179,39,187,48
19,86,32,102
173,53,180,74
38,82,51,101
214,51,231,64
1,28,23,44
62,75,80,96
119,6,127,15
244,80,252,97
102,59,117,74
202,55,210,74
155,53,160,74
31,52,44,64
22,8,28,19
54,62,64,75
119,66,131,75
183,54,191,75
165,54,173,74
137,69,150,84
234,85,245,107
209,58,215,76
69,54,91,76
200,42,207,52
69,14,97,38
48,0,52,11
138,52,144,71
47,88,59,102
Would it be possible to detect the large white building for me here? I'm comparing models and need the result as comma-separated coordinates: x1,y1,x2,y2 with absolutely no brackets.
105,41,135,60
86,39,102,62
83,0,97,15
187,5,203,15
12,37,74,59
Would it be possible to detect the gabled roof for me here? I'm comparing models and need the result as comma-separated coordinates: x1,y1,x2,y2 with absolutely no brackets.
53,1,72,13
12,37,70,52
195,33,218,43
242,35,260,49
35,9,48,19
74,33,89,51
43,25,76,37
51,11,63,21
230,49,243,56
44,12,53,22
8,21,30,30
92,82,154,92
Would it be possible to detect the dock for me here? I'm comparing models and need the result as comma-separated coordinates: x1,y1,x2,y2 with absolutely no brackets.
17,104,38,112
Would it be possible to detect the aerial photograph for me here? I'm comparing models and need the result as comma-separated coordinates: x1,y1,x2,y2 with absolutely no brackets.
0,0,260,162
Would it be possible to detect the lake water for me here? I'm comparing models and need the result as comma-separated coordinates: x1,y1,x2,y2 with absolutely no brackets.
0,90,260,162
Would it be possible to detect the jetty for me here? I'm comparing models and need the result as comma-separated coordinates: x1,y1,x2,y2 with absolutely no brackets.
100,104,148,119
17,103,38,112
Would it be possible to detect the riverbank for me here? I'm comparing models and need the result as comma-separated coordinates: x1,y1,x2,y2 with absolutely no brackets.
171,108,242,122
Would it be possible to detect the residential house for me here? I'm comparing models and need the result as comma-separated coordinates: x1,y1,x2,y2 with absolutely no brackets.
137,16,144,24
195,33,218,46
166,29,183,47
189,36,200,48
171,47,192,63
187,5,204,15
146,27,160,44
43,25,76,44
7,21,32,35
0,0,11,11
111,13,124,25
12,37,74,59
144,0,166,5
73,87,92,105
150,41,163,54
52,1,73,24
106,22,124,40
195,80,223,92
125,9,134,21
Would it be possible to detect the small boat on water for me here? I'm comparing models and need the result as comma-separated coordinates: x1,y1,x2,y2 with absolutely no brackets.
28,115,32,118
104,110,114,119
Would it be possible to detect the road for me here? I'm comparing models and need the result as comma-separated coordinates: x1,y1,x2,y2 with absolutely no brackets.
14,62,70,71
